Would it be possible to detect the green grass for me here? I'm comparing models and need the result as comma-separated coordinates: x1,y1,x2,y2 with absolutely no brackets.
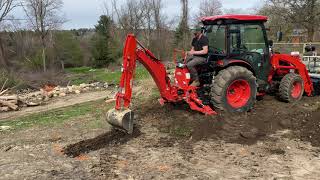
0,100,113,131
66,66,150,85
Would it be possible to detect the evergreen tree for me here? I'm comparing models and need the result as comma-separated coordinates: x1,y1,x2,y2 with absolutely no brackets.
91,15,114,68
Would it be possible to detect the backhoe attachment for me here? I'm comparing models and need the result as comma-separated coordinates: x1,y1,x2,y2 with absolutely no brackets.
107,108,134,134
106,34,216,134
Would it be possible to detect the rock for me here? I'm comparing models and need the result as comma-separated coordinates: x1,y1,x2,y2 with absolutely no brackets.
80,83,88,88
83,87,90,91
26,101,41,106
279,119,291,128
90,82,99,87
75,90,81,94
59,93,66,97
240,128,259,139
0,126,11,131
67,86,73,92
59,88,68,94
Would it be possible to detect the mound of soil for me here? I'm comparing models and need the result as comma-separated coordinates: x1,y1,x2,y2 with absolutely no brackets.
63,128,141,157
135,96,320,147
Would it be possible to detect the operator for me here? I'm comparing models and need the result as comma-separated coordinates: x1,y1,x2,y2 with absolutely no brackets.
187,27,209,87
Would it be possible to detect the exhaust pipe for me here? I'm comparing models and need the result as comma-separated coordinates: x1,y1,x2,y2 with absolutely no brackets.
106,108,134,134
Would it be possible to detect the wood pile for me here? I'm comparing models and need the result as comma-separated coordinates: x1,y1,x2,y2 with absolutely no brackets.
0,82,110,112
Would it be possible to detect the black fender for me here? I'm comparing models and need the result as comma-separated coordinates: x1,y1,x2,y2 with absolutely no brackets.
215,59,255,76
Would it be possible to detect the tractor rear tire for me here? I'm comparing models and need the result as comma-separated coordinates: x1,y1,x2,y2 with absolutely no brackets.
210,66,257,113
279,73,304,103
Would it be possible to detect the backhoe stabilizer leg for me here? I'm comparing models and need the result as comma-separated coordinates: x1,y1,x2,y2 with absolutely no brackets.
106,108,134,134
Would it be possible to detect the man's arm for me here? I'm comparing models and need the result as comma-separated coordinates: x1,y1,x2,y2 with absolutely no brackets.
191,46,208,55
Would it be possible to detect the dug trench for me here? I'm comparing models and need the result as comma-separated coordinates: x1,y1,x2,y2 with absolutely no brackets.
62,95,320,179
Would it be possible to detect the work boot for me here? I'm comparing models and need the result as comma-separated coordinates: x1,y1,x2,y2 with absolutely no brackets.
190,80,200,87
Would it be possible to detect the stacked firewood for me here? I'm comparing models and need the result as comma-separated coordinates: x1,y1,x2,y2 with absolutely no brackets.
0,95,19,112
0,82,110,112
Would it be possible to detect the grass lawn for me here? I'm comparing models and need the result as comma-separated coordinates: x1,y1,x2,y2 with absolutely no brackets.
66,66,150,85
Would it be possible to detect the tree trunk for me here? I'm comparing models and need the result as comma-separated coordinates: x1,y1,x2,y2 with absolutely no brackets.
0,35,8,68
42,48,46,72
41,34,47,72
61,60,65,70
307,27,315,42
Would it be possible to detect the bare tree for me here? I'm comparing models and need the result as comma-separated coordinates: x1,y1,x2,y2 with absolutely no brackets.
0,0,17,22
104,0,173,59
0,0,18,68
23,0,65,72
267,0,320,42
110,0,146,36
196,0,222,19
181,0,188,30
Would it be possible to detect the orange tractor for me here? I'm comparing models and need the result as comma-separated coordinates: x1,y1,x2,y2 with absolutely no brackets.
106,15,320,134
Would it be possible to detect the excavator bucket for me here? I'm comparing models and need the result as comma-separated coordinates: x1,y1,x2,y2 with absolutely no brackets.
106,108,134,134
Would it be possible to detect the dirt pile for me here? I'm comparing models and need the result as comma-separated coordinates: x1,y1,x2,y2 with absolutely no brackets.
133,96,320,147
63,128,141,158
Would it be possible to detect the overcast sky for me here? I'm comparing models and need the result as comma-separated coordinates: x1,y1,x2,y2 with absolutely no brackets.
12,0,262,29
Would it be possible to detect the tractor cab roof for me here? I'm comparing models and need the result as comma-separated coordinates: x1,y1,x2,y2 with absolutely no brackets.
201,14,268,25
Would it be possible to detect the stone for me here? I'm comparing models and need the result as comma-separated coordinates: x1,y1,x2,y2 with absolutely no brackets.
0,126,11,131
59,93,66,97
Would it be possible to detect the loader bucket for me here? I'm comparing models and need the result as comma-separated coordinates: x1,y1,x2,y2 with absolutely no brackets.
106,108,134,134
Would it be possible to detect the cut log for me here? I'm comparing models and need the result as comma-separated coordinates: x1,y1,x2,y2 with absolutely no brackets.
8,100,18,104
0,106,10,112
0,89,9,96
0,95,18,101
0,100,18,110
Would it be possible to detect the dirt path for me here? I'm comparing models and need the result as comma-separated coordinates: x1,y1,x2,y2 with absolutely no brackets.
0,90,114,120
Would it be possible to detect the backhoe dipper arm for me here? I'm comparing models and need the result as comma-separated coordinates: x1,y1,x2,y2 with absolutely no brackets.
115,34,174,110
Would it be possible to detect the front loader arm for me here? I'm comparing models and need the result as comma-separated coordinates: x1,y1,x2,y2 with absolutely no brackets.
115,34,175,110
270,54,314,96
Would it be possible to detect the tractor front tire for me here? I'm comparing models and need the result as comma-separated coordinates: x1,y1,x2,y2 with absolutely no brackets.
211,66,257,113
279,73,304,103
